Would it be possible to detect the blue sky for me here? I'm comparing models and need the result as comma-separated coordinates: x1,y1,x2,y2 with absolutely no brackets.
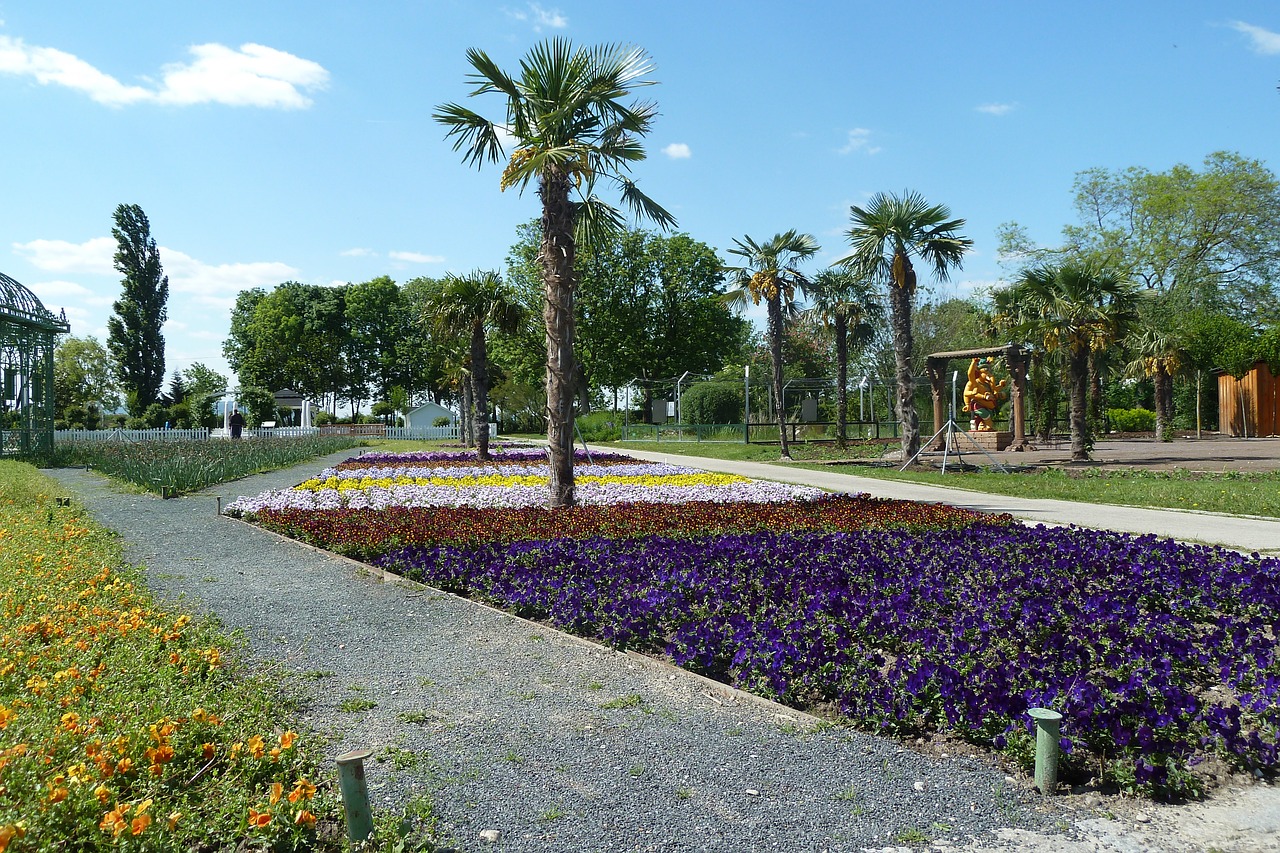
3,2,1278,384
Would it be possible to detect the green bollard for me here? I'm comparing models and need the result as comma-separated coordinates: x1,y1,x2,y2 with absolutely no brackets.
336,748,375,841
1028,707,1063,794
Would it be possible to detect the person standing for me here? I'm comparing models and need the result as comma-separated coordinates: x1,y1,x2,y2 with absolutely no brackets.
229,408,245,440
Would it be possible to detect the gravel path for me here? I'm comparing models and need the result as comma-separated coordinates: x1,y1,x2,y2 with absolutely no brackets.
43,454,1094,851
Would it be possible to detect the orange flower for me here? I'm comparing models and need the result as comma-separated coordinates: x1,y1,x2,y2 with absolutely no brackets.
130,814,151,835
279,730,297,749
294,809,317,828
230,742,244,758
246,735,266,759
115,758,133,774
269,746,281,761
0,707,13,729
48,787,68,804
201,742,215,760
169,652,180,665
288,778,317,803
269,782,283,805
248,807,272,829
0,824,27,852
100,807,128,838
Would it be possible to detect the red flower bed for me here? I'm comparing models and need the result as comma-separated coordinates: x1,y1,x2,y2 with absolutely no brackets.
255,493,1011,560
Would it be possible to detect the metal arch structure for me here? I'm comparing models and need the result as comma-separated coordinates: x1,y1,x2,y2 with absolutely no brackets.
0,272,70,459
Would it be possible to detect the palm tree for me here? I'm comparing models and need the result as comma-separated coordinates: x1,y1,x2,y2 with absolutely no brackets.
427,271,527,461
841,192,972,462
1125,325,1185,441
806,269,883,449
723,231,820,459
1001,262,1139,461
434,39,674,506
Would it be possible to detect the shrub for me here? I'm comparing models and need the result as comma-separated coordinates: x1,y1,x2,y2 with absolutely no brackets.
575,411,620,442
432,416,452,428
1107,407,1156,433
681,381,742,424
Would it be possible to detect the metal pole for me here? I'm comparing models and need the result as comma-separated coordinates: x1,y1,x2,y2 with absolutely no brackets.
744,365,750,444
336,748,375,841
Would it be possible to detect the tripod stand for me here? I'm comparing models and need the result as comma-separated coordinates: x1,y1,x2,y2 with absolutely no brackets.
900,371,1009,473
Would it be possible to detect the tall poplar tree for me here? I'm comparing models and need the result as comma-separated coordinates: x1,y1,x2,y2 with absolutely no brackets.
106,204,169,416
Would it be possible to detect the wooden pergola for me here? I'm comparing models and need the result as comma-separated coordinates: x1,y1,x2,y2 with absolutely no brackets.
924,344,1029,451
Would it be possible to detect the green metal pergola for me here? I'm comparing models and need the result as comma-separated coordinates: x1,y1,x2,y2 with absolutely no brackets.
1,272,70,460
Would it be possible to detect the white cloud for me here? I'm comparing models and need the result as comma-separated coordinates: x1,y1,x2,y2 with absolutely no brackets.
976,102,1016,116
506,3,568,31
153,43,329,109
0,35,328,108
26,278,107,304
341,247,375,257
662,142,692,159
389,251,445,263
161,248,300,299
12,237,115,274
837,128,882,155
1230,20,1280,54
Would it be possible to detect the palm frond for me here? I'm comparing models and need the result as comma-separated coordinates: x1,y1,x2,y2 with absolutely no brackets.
432,104,506,168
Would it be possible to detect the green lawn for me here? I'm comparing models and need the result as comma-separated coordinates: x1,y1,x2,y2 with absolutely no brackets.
601,438,1280,519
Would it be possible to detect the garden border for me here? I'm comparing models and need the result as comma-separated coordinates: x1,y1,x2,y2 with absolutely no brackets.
219,509,827,730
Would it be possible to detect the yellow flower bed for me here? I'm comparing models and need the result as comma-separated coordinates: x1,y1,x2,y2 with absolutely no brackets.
0,463,332,850
294,471,750,492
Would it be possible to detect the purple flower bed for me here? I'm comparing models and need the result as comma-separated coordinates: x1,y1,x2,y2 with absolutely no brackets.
376,523,1280,799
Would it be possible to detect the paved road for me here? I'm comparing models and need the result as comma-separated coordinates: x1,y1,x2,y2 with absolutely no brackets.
594,446,1280,555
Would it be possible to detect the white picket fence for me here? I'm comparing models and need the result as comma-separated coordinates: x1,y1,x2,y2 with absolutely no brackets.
54,422,496,443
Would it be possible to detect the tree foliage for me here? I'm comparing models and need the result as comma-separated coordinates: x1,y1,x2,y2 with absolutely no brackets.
53,336,118,426
106,204,169,416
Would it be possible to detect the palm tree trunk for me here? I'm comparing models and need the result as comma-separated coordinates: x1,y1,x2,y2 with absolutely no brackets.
888,261,919,461
1154,367,1171,441
461,380,474,447
1069,348,1090,461
834,312,848,450
767,295,790,459
471,319,491,461
540,169,577,507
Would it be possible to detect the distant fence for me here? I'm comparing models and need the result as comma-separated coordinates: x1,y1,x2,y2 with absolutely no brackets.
54,422,495,444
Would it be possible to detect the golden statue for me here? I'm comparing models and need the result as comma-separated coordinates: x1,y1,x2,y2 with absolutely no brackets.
963,357,1010,431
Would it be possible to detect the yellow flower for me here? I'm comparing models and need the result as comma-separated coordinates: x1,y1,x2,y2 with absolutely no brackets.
279,730,297,749
167,811,181,831
247,735,266,759
94,785,111,804
269,782,284,805
48,787,69,804
294,809,317,828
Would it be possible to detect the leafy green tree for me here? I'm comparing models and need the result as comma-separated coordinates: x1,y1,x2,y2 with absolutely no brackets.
505,222,749,409
182,363,228,428
399,276,457,405
1003,152,1280,325
106,204,169,416
842,192,972,461
426,271,527,460
806,268,883,447
723,231,819,459
436,38,675,507
223,282,350,410
998,262,1139,461
53,335,119,426
346,276,412,404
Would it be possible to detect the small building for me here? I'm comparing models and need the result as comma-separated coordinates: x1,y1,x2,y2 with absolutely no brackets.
404,401,459,429
1218,361,1279,437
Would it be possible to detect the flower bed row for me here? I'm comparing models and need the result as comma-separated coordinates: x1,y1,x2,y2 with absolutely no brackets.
230,448,1280,799
373,524,1280,798
251,495,1006,560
